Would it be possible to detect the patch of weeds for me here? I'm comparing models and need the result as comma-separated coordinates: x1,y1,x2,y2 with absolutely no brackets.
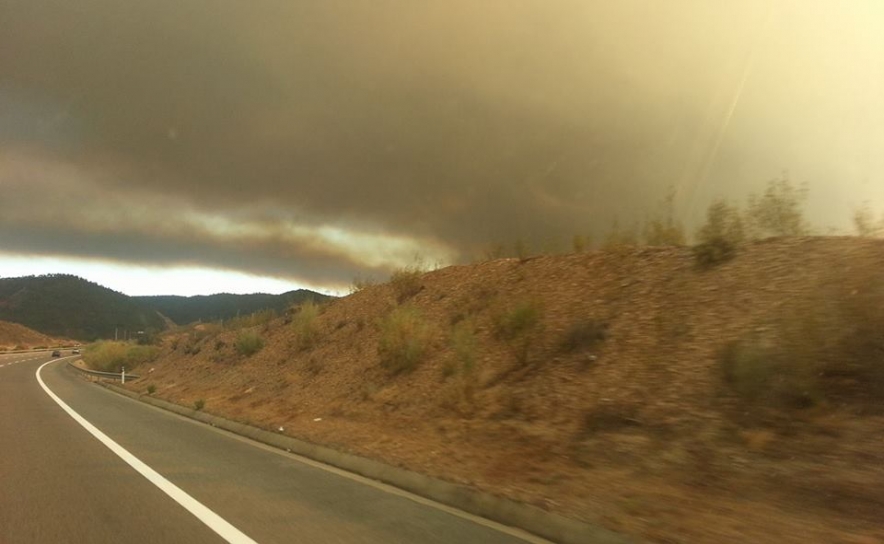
493,300,543,366
225,309,277,331
720,329,821,411
390,265,424,303
292,299,320,350
194,399,205,411
349,276,377,294
235,330,264,357
214,339,226,351
377,305,433,374
494,300,542,340
450,319,478,374
560,319,608,353
146,384,156,395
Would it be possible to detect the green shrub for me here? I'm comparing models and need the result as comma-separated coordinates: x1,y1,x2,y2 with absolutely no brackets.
194,399,205,411
235,331,264,357
560,319,608,353
377,306,432,374
146,384,156,395
84,341,159,372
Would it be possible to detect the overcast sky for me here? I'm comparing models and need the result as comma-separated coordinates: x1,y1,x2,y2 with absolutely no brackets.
2,1,883,295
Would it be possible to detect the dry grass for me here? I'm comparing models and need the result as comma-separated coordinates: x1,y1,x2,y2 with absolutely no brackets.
377,305,433,374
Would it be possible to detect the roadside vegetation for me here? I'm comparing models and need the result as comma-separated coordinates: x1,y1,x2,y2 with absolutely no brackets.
377,305,433,374
83,341,159,372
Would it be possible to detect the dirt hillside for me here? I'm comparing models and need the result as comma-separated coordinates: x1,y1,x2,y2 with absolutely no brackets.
120,237,884,544
0,320,67,350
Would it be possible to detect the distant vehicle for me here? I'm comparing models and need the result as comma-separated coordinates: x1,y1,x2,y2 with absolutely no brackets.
51,350,61,357
72,349,80,354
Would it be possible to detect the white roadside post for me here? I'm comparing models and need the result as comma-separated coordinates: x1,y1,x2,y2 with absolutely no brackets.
121,366,126,385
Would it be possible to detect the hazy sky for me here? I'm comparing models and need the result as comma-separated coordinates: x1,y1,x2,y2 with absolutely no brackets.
2,1,883,295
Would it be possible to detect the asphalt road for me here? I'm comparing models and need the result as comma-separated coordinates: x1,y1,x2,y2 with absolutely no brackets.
0,352,547,544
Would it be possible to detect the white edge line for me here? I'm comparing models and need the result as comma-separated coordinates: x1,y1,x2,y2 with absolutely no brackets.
36,360,259,544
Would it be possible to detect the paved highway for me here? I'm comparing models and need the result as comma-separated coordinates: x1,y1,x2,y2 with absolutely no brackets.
0,352,547,544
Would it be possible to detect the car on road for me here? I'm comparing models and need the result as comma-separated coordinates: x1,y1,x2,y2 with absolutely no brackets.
51,350,61,357
72,349,80,354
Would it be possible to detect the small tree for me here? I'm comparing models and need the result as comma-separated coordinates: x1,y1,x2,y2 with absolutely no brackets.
643,190,686,246
745,175,809,238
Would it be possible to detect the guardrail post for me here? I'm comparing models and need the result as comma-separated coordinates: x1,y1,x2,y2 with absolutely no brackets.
121,366,126,384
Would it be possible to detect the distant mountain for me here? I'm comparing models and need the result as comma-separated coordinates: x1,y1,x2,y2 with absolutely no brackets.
0,274,166,341
135,290,332,326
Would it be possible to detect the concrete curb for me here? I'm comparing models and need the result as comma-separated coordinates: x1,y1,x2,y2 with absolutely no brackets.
100,382,636,544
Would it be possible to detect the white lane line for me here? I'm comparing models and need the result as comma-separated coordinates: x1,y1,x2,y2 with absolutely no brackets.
36,361,259,544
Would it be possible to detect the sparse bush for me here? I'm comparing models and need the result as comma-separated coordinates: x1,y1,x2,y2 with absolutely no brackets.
722,273,884,412
214,339,226,351
349,276,377,294
390,264,425,303
292,299,320,350
602,219,640,249
450,319,478,374
84,341,159,372
853,204,884,237
745,175,809,238
146,384,156,395
560,319,608,353
225,309,277,331
494,300,542,340
721,331,820,409
643,191,687,246
194,399,205,411
494,300,543,366
377,305,432,374
694,199,746,268
235,330,264,357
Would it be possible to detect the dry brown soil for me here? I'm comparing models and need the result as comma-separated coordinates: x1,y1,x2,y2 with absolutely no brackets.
121,238,884,544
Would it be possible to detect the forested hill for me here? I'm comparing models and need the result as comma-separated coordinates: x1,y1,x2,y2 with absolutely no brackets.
0,274,166,341
135,290,332,326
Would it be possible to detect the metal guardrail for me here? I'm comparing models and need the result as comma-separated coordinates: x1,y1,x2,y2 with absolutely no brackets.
67,362,141,382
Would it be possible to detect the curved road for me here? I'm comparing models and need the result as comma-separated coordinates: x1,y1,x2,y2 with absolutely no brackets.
0,352,548,544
